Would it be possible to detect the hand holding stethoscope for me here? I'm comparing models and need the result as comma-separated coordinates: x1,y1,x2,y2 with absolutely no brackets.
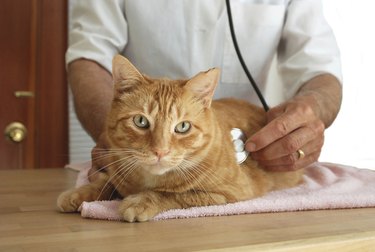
245,93,326,172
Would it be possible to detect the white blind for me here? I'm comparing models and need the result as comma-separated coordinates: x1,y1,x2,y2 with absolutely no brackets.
68,90,95,163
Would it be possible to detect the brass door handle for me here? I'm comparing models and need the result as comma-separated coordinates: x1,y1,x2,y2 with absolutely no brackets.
14,91,34,98
4,122,27,143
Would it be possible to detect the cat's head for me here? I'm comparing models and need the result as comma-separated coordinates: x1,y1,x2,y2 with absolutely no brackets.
105,55,220,176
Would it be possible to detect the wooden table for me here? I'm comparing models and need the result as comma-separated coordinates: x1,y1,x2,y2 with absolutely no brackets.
1,168,375,251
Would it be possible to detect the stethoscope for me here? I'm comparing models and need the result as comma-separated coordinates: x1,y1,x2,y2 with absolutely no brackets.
225,0,269,112
231,128,249,164
225,0,269,164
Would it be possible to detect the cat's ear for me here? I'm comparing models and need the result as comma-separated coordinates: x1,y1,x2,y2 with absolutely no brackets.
112,55,144,94
184,68,220,108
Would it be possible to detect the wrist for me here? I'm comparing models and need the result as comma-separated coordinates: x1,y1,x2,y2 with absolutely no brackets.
295,74,342,128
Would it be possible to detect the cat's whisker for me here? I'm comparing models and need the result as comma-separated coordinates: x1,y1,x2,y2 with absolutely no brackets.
98,159,139,199
177,160,215,204
91,149,139,159
174,165,201,201
186,173,211,204
182,154,245,206
96,155,139,200
116,158,139,187
89,149,140,180
186,167,217,204
107,159,138,200
192,158,234,185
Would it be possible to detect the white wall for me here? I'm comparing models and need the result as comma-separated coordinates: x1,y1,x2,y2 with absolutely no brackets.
320,1,375,169
69,1,375,169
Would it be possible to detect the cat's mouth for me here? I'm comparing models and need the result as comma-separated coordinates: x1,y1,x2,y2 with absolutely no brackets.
142,158,181,175
130,150,185,176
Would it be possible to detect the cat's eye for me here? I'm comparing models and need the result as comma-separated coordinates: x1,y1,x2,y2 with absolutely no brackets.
175,121,191,134
133,115,150,129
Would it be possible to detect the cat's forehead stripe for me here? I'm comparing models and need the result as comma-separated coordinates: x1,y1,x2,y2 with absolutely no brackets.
148,101,159,119
153,83,179,116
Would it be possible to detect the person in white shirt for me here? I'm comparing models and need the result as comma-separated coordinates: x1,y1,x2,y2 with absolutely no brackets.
67,0,342,172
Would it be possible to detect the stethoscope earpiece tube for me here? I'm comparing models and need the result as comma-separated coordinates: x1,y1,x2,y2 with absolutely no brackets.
225,0,270,112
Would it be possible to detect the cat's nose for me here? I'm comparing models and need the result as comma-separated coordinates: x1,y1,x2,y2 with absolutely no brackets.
154,149,170,160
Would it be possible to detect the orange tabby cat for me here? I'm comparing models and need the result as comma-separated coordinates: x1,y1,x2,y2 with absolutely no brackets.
57,55,303,222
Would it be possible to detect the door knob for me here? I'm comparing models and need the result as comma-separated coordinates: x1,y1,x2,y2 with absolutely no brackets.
4,122,27,143
14,91,34,98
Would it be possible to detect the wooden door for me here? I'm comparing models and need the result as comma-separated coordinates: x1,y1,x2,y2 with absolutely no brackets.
0,0,68,169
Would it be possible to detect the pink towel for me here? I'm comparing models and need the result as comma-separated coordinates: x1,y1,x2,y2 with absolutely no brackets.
65,162,375,221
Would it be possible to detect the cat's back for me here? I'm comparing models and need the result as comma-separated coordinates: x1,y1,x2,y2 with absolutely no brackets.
211,98,267,137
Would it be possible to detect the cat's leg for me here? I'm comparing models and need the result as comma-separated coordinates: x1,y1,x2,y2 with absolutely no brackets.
57,172,114,212
119,190,228,222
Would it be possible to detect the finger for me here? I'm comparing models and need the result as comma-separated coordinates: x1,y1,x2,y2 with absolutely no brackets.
260,150,321,172
246,101,319,152
246,110,308,152
251,121,324,161
254,138,323,168
252,125,324,172
266,103,285,122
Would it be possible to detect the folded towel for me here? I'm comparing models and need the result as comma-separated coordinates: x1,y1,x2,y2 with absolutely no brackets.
65,162,375,221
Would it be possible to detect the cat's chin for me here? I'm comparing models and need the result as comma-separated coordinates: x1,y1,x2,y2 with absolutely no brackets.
144,164,174,176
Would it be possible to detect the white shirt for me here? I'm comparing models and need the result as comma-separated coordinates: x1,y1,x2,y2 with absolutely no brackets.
67,0,342,105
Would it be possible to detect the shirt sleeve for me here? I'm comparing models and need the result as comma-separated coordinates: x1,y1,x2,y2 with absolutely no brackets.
277,0,343,99
66,0,127,72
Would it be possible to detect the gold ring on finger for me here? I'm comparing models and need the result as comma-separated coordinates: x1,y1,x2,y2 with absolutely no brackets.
297,149,305,160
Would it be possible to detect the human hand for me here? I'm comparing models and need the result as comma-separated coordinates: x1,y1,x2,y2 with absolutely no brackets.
245,95,325,172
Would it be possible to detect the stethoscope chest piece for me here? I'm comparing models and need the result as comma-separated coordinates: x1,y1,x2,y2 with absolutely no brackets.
230,128,249,164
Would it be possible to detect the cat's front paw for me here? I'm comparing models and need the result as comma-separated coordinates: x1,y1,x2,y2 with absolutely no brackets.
119,192,162,222
57,189,84,212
